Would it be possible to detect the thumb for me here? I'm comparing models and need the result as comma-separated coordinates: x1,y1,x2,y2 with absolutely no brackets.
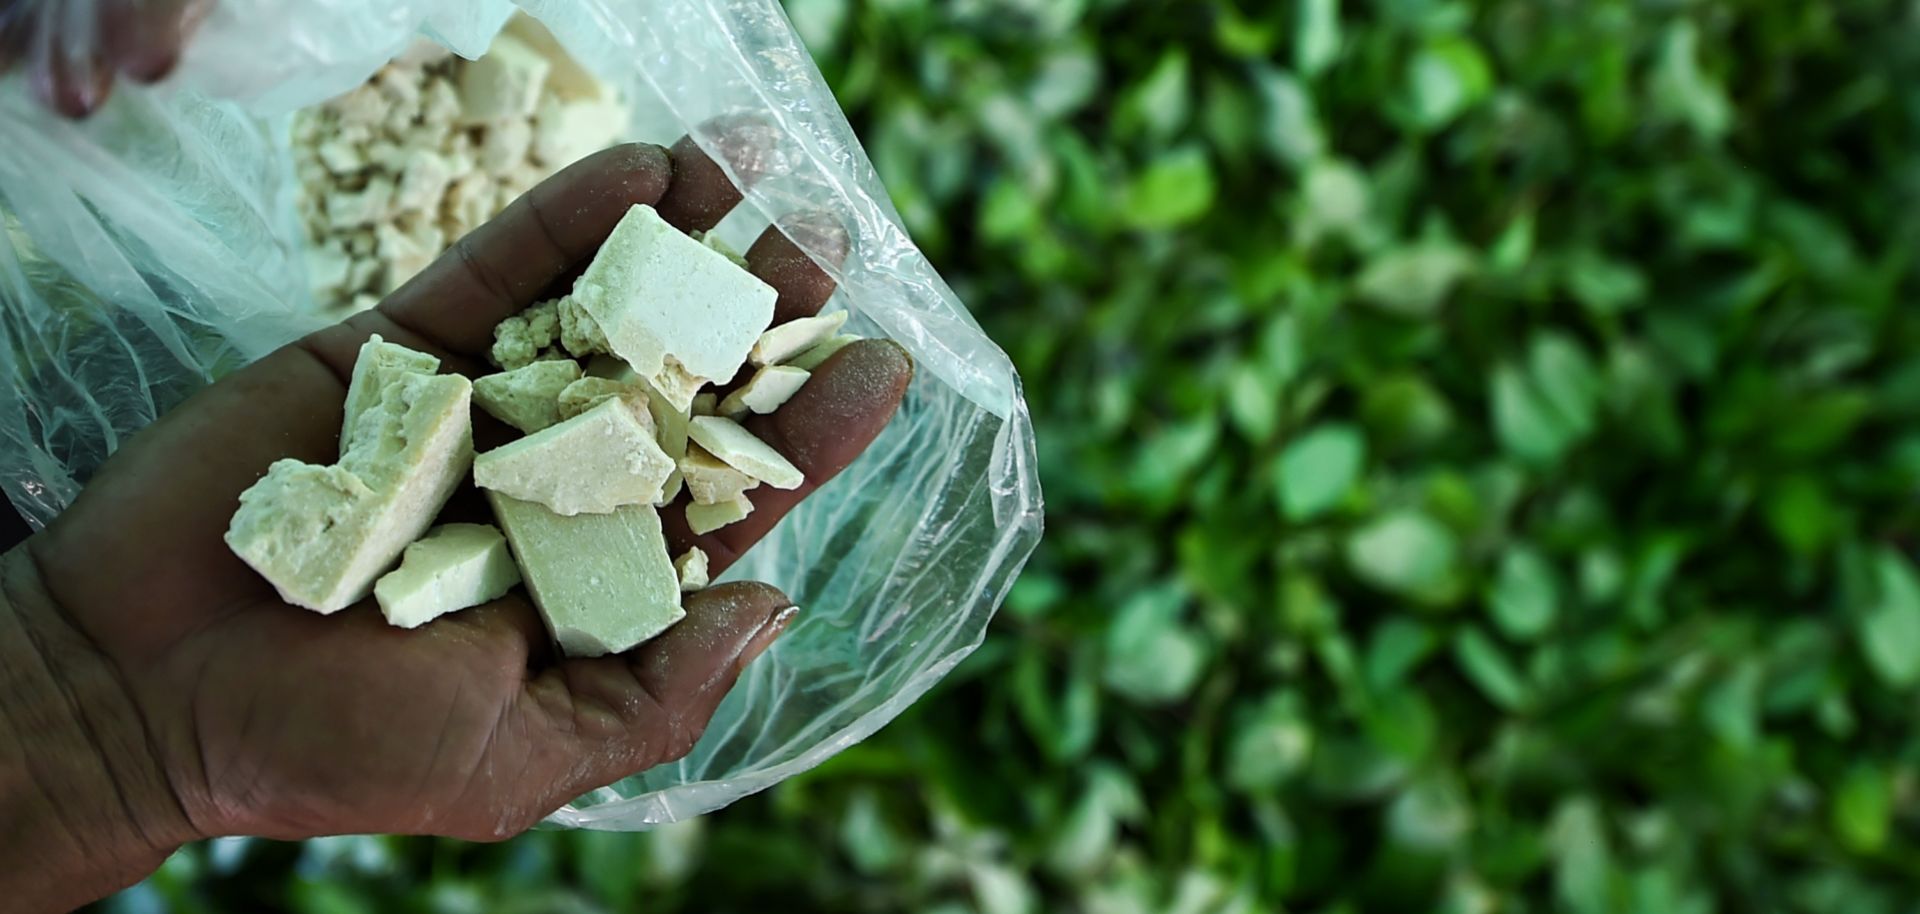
505,582,796,824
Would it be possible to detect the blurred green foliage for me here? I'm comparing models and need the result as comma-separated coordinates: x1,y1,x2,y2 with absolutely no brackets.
99,0,1920,911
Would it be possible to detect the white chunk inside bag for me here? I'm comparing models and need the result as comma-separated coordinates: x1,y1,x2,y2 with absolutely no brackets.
0,0,1041,829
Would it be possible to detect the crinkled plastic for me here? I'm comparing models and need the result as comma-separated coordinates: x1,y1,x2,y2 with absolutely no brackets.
0,0,1041,829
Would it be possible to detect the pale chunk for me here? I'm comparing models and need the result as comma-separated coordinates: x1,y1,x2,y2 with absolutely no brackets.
489,298,561,369
691,392,718,416
489,493,683,657
717,365,810,418
457,34,550,121
687,416,805,490
592,355,693,462
680,443,759,505
570,204,775,411
749,311,848,367
473,359,581,434
686,492,754,535
675,547,710,592
657,470,684,507
374,523,521,629
341,334,440,453
474,398,674,515
555,376,652,428
785,333,861,371
228,370,474,613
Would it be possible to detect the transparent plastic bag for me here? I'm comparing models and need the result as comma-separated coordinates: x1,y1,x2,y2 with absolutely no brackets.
0,0,1041,829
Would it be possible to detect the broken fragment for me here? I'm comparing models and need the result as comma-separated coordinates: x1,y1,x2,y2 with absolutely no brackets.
473,359,581,434
687,416,805,490
488,493,684,656
341,334,440,453
373,523,522,628
475,397,675,515
489,297,562,369
569,204,776,411
784,333,861,372
749,310,849,368
680,443,760,505
554,376,651,426
686,491,755,535
717,365,809,418
457,33,551,121
675,547,710,592
228,340,473,612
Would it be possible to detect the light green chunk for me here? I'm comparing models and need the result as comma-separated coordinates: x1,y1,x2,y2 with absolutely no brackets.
488,492,684,656
687,416,804,490
675,547,710,592
717,365,809,417
784,333,861,371
555,376,650,425
686,491,754,535
341,334,440,454
374,523,522,628
681,443,758,505
229,363,473,613
569,204,774,411
593,354,694,461
473,397,675,515
749,311,848,367
473,359,581,434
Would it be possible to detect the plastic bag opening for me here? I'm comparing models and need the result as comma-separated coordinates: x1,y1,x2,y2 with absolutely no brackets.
0,0,1042,828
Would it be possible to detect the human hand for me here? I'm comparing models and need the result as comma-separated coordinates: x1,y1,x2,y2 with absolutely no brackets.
0,133,911,911
0,0,211,117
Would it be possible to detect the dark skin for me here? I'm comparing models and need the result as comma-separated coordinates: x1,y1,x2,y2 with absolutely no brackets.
0,137,913,912
0,0,212,116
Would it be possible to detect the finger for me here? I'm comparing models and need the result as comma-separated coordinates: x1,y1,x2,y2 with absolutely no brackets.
29,41,111,118
655,114,783,233
748,211,850,326
443,591,556,671
376,142,673,357
100,0,212,83
664,340,913,574
507,582,795,806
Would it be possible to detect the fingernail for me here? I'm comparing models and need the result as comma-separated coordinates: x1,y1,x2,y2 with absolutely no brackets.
739,604,799,667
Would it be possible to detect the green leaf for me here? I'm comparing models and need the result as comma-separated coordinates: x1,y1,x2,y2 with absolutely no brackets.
1859,548,1920,688
1487,545,1559,640
1225,692,1315,792
1527,333,1601,437
839,790,903,875
1346,511,1461,604
1261,313,1303,386
978,177,1041,244
1122,50,1190,141
1651,21,1732,138
1406,36,1494,129
1355,241,1473,316
1226,364,1279,442
1296,0,1341,77
1491,363,1575,464
1763,475,1840,555
1700,660,1761,750
1365,617,1439,692
1564,248,1648,313
1276,423,1366,521
1549,798,1615,914
1453,626,1530,710
1253,66,1325,163
1104,583,1208,704
1361,373,1454,450
1832,766,1891,854
1123,146,1216,228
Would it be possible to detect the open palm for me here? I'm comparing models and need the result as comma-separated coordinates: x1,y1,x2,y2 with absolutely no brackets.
11,135,911,886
